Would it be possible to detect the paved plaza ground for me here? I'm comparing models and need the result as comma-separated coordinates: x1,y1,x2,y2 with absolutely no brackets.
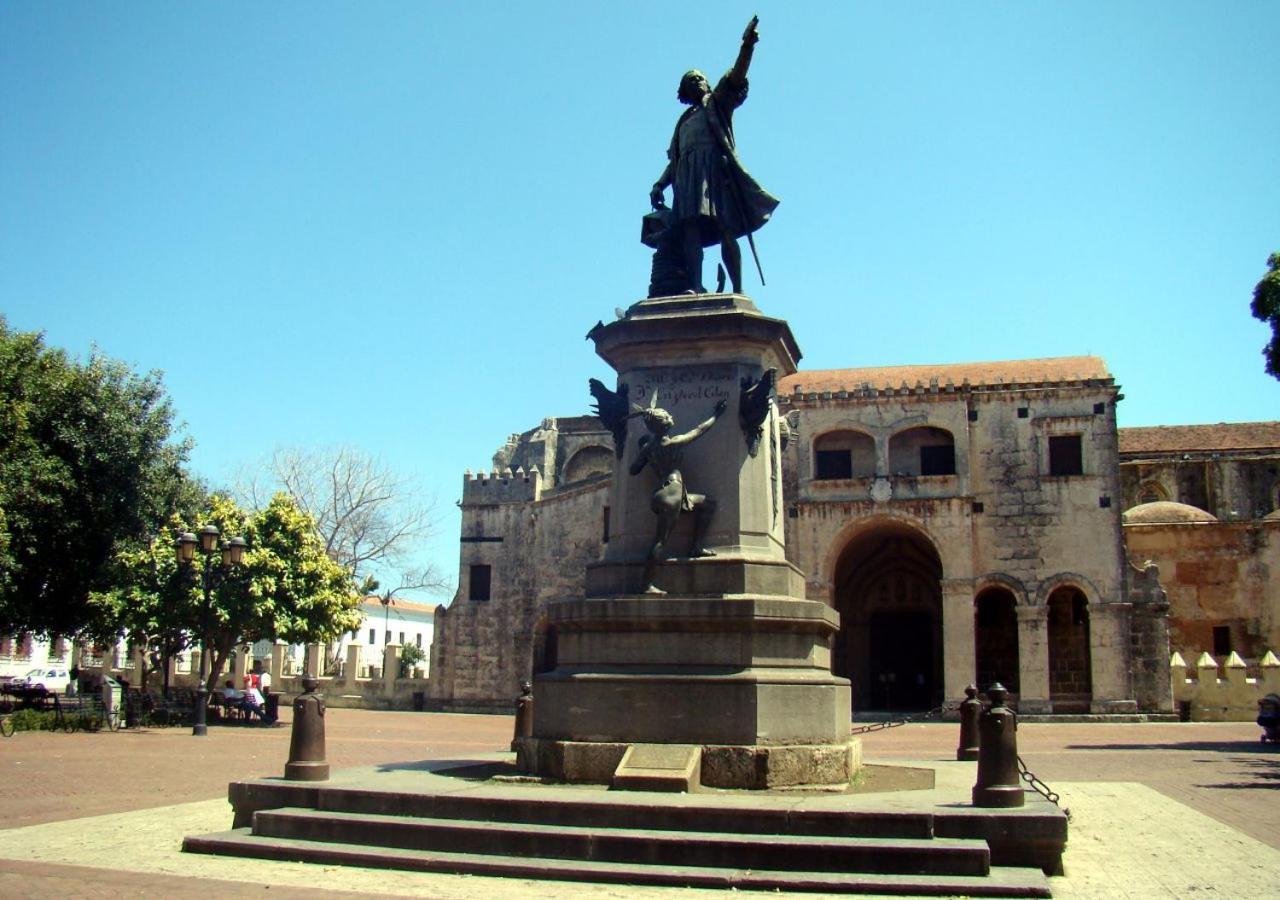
0,708,1276,898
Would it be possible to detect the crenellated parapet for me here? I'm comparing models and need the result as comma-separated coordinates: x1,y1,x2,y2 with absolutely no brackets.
1170,649,1280,721
462,466,542,504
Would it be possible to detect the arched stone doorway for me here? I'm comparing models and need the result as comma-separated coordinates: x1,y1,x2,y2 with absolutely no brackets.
1047,586,1092,713
832,523,943,711
974,587,1020,694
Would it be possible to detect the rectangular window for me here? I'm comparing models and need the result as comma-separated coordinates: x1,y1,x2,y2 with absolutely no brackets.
399,631,405,645
416,633,423,647
385,630,391,645
1048,435,1083,476
369,629,376,645
919,445,955,476
814,449,853,480
1212,625,1231,657
602,505,610,544
470,564,492,602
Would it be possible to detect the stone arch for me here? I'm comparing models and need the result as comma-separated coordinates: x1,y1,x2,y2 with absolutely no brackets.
1044,582,1093,712
811,428,876,480
561,444,613,485
830,518,944,711
887,425,956,477
1137,480,1169,505
973,572,1030,605
974,585,1020,694
1034,572,1103,608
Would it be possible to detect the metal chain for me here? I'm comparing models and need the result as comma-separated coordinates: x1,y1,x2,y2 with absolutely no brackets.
1017,754,1070,819
850,701,958,735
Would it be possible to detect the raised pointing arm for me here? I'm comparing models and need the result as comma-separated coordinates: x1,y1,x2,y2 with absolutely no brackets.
728,15,760,85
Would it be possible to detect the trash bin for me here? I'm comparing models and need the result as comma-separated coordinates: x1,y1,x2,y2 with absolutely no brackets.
101,676,123,726
264,692,280,724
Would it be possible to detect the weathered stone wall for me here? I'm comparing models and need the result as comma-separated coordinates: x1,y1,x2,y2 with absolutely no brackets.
1124,520,1280,658
430,417,613,711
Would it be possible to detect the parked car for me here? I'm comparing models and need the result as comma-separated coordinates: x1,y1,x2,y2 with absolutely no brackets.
21,666,73,694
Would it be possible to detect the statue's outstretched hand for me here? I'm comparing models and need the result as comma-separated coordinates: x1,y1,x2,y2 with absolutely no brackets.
650,184,666,210
714,398,729,417
742,15,759,45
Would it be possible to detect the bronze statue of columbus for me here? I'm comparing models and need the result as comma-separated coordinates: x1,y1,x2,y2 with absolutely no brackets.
650,15,779,296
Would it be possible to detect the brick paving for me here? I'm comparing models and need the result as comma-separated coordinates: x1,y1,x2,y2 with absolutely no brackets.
0,709,1276,896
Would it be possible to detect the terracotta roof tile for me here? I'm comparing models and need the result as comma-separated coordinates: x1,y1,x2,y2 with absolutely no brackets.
778,356,1111,394
1118,422,1280,455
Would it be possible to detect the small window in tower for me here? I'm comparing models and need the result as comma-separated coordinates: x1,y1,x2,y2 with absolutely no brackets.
470,564,492,602
602,505,610,544
1048,435,1083,476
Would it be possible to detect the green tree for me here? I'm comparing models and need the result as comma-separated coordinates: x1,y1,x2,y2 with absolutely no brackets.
196,493,360,690
1251,252,1280,380
0,317,193,636
87,516,204,695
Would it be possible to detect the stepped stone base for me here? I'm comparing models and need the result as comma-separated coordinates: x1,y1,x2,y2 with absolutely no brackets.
189,755,1065,896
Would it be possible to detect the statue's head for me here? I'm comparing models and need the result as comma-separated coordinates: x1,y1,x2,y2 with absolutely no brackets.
677,69,709,105
640,407,674,435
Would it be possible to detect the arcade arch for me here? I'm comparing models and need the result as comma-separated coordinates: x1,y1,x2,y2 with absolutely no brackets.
1046,585,1092,712
974,586,1020,693
831,521,943,711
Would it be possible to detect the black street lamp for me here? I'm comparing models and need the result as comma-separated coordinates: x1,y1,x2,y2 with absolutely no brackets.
176,526,246,736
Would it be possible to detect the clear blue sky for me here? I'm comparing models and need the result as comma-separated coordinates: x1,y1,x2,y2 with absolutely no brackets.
3,3,1277,597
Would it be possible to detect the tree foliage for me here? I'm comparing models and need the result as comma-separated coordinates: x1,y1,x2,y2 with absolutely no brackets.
0,317,195,636
92,493,360,691
1251,252,1280,381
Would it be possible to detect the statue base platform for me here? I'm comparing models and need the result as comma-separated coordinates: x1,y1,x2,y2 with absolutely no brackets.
516,736,861,790
526,593,853,789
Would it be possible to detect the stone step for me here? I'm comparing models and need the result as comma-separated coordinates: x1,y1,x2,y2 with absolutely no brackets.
184,827,1053,897
252,807,991,876
300,785,935,839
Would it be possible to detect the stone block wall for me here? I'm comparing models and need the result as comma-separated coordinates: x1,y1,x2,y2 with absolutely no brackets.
1124,520,1280,658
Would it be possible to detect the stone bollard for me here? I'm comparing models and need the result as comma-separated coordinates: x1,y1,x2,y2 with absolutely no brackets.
284,676,329,781
972,683,1024,808
511,681,534,751
956,684,981,761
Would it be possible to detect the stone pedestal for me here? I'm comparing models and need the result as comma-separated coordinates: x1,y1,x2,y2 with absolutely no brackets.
525,295,854,789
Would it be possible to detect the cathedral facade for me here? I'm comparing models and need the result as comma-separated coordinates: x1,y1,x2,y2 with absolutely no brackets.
428,356,1279,715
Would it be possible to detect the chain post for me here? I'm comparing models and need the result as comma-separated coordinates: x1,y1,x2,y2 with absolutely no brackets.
851,701,957,735
1016,754,1071,820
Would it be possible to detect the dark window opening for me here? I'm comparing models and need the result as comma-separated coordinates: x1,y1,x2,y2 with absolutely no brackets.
602,506,610,544
415,633,423,647
1099,496,1111,508
968,409,979,422
368,629,376,645
1212,625,1232,657
919,445,955,476
1049,435,1083,476
1017,407,1029,419
1093,402,1105,414
972,501,984,514
815,449,853,480
469,564,492,602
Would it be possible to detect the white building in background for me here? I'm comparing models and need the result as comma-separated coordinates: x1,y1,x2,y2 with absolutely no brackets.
0,633,71,679
254,596,440,677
